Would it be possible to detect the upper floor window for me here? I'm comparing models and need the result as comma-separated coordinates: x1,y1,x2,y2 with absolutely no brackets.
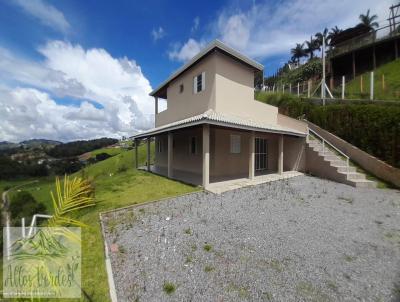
193,72,205,94
179,84,184,93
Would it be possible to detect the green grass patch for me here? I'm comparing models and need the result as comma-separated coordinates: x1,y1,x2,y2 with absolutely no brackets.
339,59,400,101
163,282,176,295
1,142,199,301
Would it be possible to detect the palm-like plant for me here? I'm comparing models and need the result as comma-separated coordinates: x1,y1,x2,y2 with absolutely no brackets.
290,43,306,63
48,175,95,227
359,9,379,30
315,28,329,49
305,37,319,59
328,26,343,42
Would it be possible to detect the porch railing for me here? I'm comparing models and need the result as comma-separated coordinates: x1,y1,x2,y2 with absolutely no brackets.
308,128,350,174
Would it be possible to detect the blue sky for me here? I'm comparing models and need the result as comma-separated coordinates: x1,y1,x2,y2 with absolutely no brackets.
0,0,392,142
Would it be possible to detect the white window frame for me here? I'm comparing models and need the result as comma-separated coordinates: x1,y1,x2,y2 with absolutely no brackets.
193,72,205,94
230,134,241,154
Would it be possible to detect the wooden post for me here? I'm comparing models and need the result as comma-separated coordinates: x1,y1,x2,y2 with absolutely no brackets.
202,124,210,188
342,76,345,100
307,80,311,98
382,74,385,90
282,84,285,93
297,82,300,97
289,83,292,94
360,75,363,93
370,71,374,100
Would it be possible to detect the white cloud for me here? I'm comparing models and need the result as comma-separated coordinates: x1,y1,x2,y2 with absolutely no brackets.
191,17,200,33
0,41,155,142
12,0,70,33
170,0,392,61
168,38,206,62
151,27,165,41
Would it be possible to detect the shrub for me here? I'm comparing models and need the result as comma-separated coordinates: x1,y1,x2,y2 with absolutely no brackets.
95,152,112,161
9,191,47,225
256,95,400,168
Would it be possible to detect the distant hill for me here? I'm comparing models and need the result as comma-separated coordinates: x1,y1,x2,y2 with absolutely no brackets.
0,141,19,150
20,139,62,148
46,138,119,158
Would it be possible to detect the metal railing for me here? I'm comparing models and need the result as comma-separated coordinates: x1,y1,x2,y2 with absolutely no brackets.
308,127,350,174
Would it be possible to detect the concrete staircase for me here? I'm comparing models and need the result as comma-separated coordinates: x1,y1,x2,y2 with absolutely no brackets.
306,136,376,188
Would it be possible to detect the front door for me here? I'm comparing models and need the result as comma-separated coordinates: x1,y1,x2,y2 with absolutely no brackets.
255,138,268,171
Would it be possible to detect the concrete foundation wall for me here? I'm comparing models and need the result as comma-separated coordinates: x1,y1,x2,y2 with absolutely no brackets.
307,121,400,188
283,136,306,172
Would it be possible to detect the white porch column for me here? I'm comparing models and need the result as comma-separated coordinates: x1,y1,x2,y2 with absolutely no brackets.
249,131,255,179
134,139,139,169
146,138,151,172
155,97,158,115
278,135,284,174
202,124,210,188
168,132,173,178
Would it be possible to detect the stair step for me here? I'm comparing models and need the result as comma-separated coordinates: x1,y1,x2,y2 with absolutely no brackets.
345,172,366,180
334,166,357,173
323,155,340,161
347,179,376,188
328,160,347,166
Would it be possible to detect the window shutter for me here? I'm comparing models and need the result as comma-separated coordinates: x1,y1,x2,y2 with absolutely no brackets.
193,76,197,94
201,72,205,91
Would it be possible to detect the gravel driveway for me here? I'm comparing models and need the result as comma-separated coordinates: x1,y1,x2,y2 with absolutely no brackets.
101,176,400,301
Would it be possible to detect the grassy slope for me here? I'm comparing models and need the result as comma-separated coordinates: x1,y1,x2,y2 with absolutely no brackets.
1,143,200,301
90,147,124,157
339,59,400,100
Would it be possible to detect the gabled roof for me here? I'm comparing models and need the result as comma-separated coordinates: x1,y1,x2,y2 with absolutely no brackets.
150,40,264,98
132,109,306,139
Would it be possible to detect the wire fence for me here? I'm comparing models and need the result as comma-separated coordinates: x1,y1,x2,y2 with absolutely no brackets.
261,71,400,101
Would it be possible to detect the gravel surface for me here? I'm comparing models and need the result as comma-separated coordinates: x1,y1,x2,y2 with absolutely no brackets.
102,176,400,302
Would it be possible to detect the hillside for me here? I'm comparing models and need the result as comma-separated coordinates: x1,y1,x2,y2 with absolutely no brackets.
0,141,198,301
336,59,400,100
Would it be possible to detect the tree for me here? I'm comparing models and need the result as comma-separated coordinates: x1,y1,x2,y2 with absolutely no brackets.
290,43,306,63
328,26,343,42
359,9,379,30
305,37,319,59
315,28,329,49
10,191,46,225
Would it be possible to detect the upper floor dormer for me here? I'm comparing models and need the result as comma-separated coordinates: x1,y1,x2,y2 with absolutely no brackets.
151,40,279,127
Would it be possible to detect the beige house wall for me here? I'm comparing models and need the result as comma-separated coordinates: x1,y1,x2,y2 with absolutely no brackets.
283,136,306,172
156,51,282,127
155,55,217,127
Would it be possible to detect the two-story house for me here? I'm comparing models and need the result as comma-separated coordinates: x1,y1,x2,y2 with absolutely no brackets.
133,40,308,188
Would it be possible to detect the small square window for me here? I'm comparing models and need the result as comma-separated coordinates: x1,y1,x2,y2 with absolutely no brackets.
157,140,163,153
179,84,184,93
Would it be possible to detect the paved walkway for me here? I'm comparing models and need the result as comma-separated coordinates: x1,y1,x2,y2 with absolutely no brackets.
206,171,303,194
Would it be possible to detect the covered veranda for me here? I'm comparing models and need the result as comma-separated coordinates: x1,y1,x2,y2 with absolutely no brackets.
133,114,307,191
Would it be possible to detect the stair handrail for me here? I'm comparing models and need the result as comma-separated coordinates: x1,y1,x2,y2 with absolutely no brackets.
308,128,350,174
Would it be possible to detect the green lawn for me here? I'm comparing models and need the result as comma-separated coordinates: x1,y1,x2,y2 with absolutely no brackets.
337,59,400,100
1,142,200,301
